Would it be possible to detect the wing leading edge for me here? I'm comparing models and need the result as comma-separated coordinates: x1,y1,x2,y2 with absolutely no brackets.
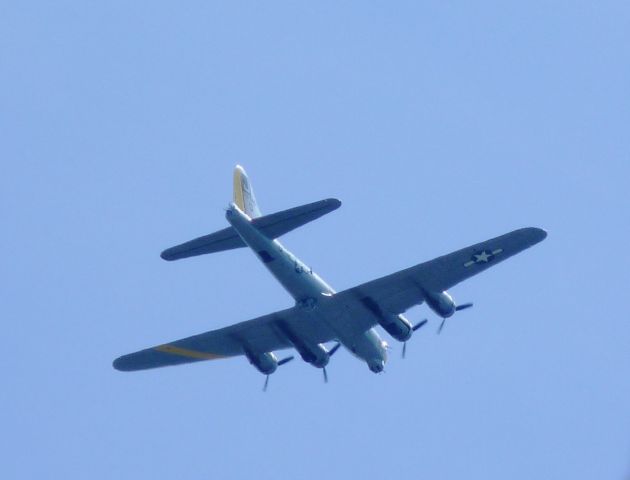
114,227,546,372
336,227,547,315
113,306,337,371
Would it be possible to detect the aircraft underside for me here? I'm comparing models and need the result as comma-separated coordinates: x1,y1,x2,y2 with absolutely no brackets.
113,165,547,390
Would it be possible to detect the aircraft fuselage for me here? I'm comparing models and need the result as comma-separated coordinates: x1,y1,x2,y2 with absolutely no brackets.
226,204,387,373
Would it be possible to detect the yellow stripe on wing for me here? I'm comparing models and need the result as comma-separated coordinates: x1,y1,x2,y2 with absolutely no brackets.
155,344,226,360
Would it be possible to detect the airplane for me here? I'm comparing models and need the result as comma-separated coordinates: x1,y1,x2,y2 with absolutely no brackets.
113,165,547,389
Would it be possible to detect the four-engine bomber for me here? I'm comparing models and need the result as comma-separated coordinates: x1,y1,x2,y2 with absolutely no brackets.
113,165,547,389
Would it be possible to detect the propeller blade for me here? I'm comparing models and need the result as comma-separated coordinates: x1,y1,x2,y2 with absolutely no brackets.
413,319,428,331
437,318,446,334
402,320,427,359
328,342,341,357
277,356,294,366
321,343,342,383
263,375,270,392
456,302,473,311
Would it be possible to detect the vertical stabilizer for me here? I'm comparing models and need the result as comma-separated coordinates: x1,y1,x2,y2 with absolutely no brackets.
233,165,262,218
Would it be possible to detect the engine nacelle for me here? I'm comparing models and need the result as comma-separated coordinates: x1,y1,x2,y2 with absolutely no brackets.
361,296,413,342
379,314,413,342
293,341,330,368
245,351,278,375
277,322,330,368
425,290,456,318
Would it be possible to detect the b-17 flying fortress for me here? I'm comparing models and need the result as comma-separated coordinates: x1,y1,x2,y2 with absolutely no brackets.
114,166,547,389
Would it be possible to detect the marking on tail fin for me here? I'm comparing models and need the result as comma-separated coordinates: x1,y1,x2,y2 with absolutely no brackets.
233,165,261,218
233,166,246,211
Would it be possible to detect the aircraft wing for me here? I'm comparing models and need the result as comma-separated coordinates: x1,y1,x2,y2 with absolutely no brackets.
335,227,547,315
115,227,546,371
113,306,337,371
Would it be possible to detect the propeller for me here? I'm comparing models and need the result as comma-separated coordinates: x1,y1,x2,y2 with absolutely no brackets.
277,356,295,366
437,303,474,334
328,342,342,356
436,318,447,335
262,355,294,392
402,319,428,359
323,342,342,383
456,302,474,312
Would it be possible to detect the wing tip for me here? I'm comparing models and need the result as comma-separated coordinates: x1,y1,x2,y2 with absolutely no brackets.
525,227,548,244
113,355,134,371
510,227,547,248
160,249,177,261
326,198,342,209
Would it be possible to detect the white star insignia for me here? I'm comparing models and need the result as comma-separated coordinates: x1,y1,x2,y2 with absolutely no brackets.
474,251,492,263
464,248,503,267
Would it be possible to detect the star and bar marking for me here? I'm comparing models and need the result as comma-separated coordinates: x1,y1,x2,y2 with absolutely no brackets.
464,248,504,267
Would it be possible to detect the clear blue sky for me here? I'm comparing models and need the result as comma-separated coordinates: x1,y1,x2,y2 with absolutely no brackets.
2,2,629,479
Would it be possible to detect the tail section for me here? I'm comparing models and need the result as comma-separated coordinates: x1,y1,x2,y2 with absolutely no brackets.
233,165,261,218
161,198,341,261
160,165,341,261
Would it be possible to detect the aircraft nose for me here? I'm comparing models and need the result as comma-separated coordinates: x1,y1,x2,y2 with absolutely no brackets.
368,359,385,373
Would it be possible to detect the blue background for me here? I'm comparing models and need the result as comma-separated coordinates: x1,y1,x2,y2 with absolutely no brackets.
2,2,629,478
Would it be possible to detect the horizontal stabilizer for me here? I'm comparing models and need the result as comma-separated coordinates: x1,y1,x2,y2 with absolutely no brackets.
161,198,341,261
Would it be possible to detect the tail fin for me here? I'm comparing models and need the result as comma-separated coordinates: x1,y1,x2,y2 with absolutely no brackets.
233,165,261,218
